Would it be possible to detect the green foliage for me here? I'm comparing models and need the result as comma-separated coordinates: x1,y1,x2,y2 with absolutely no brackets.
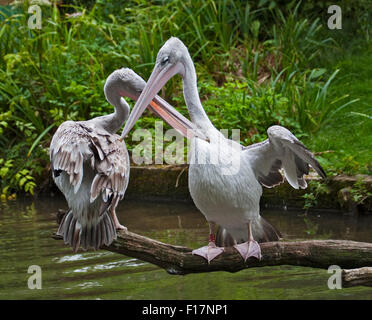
349,178,372,206
0,158,35,199
303,180,330,212
198,80,302,145
303,217,319,236
0,0,370,196
15,168,36,195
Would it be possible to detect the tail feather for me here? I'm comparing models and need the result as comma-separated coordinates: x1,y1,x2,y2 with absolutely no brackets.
91,224,97,249
95,223,101,250
67,217,77,246
56,210,117,252
72,227,80,252
215,227,236,247
57,211,71,243
103,214,117,246
257,216,282,242
215,216,281,247
80,226,87,250
103,215,110,245
99,222,105,248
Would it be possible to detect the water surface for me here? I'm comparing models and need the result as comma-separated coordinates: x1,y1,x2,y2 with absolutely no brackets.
0,197,371,300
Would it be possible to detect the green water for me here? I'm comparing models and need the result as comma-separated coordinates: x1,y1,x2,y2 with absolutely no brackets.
0,197,371,300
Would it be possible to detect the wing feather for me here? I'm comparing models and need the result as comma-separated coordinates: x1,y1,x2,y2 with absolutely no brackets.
50,121,93,194
245,125,326,190
51,121,129,202
88,131,130,208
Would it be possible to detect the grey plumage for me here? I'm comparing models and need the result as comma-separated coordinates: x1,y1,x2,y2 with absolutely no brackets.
51,68,144,252
246,125,326,190
52,118,129,251
51,67,198,252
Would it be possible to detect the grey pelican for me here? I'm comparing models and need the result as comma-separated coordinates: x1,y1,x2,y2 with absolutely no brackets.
121,37,326,263
51,67,200,252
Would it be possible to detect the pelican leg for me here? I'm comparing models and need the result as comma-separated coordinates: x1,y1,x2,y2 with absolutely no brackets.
110,207,127,231
192,221,224,263
234,221,261,261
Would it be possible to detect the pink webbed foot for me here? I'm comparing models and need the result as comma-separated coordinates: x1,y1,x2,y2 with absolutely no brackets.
234,240,262,261
192,242,224,263
115,223,127,231
111,211,127,231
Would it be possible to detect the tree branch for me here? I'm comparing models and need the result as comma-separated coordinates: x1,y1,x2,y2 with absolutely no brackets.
97,230,372,275
52,210,372,284
342,267,372,287
53,228,372,287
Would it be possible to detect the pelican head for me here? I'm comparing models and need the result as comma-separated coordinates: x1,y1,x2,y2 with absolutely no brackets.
121,37,198,138
106,64,205,141
154,37,189,78
104,68,146,105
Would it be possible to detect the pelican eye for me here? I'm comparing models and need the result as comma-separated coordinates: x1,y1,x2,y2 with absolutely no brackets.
161,56,169,66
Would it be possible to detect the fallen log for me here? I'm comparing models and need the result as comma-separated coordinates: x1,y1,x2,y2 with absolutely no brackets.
342,267,372,287
103,230,372,275
53,227,372,277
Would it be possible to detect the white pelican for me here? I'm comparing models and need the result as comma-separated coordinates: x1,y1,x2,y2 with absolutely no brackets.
121,37,326,263
51,67,200,252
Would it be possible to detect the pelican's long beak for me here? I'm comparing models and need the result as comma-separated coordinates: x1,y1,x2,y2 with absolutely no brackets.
149,97,202,140
121,62,204,141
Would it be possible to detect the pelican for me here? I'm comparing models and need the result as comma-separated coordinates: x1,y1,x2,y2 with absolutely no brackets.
121,37,326,263
51,67,200,252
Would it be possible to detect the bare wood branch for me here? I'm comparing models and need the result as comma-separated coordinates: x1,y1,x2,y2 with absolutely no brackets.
342,267,372,287
98,230,372,275
53,227,372,288
52,211,372,280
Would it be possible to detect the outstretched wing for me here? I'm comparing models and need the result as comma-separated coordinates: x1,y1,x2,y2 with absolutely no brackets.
50,120,129,206
244,125,326,189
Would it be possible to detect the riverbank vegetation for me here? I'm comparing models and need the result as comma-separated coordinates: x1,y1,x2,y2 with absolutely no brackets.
0,0,371,199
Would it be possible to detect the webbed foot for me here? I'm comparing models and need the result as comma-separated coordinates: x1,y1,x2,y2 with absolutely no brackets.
192,242,224,263
234,240,261,261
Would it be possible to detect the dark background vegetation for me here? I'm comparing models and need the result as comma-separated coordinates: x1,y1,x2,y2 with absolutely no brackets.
0,0,371,199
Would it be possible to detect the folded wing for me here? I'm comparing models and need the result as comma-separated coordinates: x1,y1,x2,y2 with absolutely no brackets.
50,121,129,251
89,125,129,211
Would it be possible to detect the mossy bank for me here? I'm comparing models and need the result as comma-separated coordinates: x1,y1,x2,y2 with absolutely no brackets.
38,165,372,215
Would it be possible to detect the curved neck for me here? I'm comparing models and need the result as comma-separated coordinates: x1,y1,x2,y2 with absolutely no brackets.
100,85,130,134
182,55,215,132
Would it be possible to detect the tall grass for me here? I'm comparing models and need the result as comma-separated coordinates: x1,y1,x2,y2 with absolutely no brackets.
0,0,364,197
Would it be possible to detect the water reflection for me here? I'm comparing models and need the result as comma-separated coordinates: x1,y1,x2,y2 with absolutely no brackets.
0,197,371,299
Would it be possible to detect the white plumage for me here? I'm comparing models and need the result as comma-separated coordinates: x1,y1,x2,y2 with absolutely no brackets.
121,37,326,262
